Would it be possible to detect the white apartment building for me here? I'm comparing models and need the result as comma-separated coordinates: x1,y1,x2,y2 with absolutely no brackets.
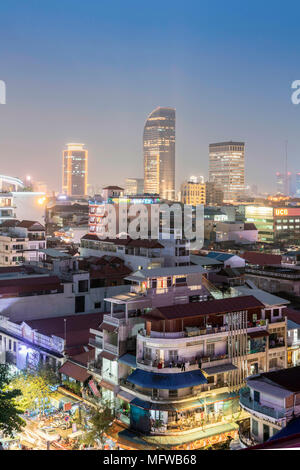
239,367,300,446
0,220,46,266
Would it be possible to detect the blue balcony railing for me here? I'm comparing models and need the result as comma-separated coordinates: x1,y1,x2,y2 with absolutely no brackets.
240,388,285,420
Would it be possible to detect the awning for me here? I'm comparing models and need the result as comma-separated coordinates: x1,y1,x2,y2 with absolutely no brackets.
126,369,207,390
88,379,100,397
117,390,135,403
99,322,118,333
131,398,151,410
59,361,91,383
130,398,175,411
201,363,237,376
248,330,270,339
100,350,118,361
118,353,136,368
100,380,118,392
199,392,238,406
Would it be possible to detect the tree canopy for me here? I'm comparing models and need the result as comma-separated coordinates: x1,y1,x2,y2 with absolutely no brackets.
8,363,58,414
0,364,24,437
83,401,114,449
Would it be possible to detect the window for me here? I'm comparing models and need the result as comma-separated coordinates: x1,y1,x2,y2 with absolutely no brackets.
206,342,215,356
263,424,270,441
78,280,88,293
94,302,101,309
169,389,178,398
144,347,151,360
273,309,280,317
252,419,258,436
169,350,178,361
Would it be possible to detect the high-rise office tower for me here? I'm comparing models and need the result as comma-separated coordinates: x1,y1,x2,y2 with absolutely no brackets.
276,172,291,195
209,141,245,201
125,178,144,196
62,143,88,196
143,107,175,200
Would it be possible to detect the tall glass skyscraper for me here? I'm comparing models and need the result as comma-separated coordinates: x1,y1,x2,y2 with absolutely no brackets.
143,107,175,200
62,143,88,196
209,141,245,202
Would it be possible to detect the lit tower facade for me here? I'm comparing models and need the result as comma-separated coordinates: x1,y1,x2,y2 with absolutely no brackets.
62,143,88,196
143,107,175,200
209,141,245,201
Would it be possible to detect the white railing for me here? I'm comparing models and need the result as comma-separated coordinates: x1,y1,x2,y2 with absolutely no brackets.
104,343,118,355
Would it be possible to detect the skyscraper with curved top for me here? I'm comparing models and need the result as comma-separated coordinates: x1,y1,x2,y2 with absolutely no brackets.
143,107,175,200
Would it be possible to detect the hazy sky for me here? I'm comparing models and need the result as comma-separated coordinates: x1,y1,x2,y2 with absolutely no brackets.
0,0,300,193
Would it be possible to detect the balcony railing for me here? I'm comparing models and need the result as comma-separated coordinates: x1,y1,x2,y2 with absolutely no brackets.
88,337,103,349
103,342,118,355
240,388,285,420
245,267,300,280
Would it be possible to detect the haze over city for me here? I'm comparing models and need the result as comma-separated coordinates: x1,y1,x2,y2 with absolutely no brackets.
1,0,300,193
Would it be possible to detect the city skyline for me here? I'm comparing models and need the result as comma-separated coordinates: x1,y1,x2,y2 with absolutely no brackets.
1,1,300,194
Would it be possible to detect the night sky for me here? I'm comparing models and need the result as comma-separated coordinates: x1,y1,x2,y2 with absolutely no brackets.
0,0,300,193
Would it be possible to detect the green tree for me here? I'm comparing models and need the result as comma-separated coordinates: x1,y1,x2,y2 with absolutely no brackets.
83,401,114,449
0,365,25,437
8,364,58,414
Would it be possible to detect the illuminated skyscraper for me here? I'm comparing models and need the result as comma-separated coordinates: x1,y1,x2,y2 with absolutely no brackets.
209,141,245,201
143,107,175,200
62,143,88,196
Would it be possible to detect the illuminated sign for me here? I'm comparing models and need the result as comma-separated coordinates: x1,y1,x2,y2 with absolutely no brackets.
275,208,300,217
275,209,288,216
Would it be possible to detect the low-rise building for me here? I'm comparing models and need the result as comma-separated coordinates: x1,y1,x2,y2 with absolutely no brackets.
0,220,46,266
87,281,288,448
180,180,206,205
239,367,300,446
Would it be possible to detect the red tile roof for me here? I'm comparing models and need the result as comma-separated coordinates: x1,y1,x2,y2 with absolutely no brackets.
17,220,45,230
103,186,124,190
78,255,131,280
248,330,269,339
59,361,91,382
0,275,62,296
24,313,104,352
69,348,95,366
82,234,163,249
100,351,118,361
146,296,264,321
0,219,20,227
286,308,300,326
253,366,300,393
241,251,282,266
99,322,118,332
243,223,257,231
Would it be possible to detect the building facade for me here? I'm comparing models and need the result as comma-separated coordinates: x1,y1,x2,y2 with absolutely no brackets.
245,205,300,244
125,178,144,196
87,286,288,449
239,367,300,446
143,107,175,200
180,180,206,206
62,143,88,197
209,142,245,202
